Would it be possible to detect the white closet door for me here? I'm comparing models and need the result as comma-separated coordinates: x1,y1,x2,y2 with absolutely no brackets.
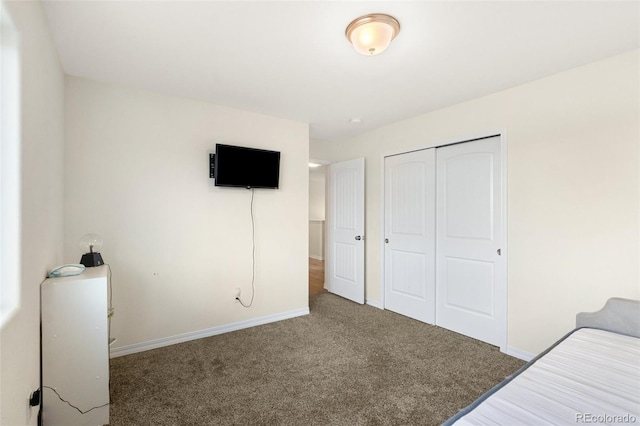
325,158,365,304
384,149,436,323
435,136,505,347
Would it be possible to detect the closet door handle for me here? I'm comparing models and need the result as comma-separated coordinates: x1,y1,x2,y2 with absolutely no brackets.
355,235,362,241
385,238,389,244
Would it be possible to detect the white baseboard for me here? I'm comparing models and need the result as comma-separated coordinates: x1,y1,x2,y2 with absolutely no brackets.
366,299,383,309
506,346,535,362
309,255,324,261
110,307,310,358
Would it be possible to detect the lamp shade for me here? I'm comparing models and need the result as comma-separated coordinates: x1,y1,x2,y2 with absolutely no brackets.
346,14,400,56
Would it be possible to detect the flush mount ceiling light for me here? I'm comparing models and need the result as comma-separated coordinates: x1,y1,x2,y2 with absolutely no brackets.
345,13,400,56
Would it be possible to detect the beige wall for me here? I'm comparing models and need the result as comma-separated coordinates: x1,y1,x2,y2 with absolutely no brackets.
309,138,332,161
320,50,640,355
309,221,324,260
0,1,65,424
309,170,325,221
309,169,325,260
64,77,309,351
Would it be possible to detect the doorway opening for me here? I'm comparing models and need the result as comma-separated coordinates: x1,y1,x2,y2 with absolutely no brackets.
309,161,327,298
309,258,326,297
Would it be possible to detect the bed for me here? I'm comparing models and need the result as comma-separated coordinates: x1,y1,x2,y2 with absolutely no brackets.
444,298,640,425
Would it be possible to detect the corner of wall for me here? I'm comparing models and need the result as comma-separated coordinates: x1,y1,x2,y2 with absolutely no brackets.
0,1,65,425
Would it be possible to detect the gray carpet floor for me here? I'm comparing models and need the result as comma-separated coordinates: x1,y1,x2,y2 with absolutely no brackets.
109,293,524,425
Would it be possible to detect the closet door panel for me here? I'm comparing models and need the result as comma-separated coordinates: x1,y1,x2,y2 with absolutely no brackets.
435,136,504,347
384,149,436,324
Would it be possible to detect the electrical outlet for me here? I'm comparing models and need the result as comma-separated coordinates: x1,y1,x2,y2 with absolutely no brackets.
29,389,40,407
234,288,241,302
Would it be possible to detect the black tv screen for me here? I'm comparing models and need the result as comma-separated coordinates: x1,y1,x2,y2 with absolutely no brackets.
214,144,280,189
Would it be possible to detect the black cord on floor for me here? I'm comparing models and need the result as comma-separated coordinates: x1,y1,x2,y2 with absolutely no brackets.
237,187,256,308
42,386,109,415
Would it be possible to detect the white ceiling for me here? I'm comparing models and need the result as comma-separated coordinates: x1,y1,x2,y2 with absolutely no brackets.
42,1,639,142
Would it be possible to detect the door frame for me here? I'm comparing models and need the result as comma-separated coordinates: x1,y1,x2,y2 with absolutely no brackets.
380,130,508,352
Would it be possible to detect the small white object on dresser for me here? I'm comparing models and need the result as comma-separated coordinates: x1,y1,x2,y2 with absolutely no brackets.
41,264,110,426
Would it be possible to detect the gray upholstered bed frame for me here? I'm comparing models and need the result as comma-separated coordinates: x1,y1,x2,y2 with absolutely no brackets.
443,297,640,425
576,297,640,338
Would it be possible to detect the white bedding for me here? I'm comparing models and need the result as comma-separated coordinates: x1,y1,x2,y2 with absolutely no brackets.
454,328,640,425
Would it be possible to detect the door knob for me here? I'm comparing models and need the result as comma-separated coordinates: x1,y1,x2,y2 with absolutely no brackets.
355,235,362,241
385,238,389,243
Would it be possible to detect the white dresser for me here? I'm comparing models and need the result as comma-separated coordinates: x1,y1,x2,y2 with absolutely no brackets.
41,265,110,426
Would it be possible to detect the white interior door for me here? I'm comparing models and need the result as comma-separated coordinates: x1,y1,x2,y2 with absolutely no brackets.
435,136,505,347
384,149,436,323
325,158,365,304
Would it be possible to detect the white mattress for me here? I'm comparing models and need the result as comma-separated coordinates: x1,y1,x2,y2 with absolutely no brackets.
454,328,640,425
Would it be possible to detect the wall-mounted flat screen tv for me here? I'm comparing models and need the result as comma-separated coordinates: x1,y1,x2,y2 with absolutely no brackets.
214,144,280,189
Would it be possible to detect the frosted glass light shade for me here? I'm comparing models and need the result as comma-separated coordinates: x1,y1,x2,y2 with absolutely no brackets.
346,14,400,56
79,233,103,254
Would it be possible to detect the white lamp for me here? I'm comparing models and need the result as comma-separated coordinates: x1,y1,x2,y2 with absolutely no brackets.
346,14,400,56
79,233,104,267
